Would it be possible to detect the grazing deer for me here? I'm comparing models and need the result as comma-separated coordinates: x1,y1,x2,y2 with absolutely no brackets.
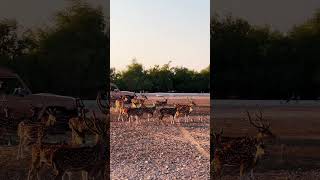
17,109,57,160
51,111,108,180
158,107,177,124
213,109,276,179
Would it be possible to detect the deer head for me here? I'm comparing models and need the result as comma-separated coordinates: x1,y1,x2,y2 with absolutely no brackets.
244,108,276,142
45,108,57,126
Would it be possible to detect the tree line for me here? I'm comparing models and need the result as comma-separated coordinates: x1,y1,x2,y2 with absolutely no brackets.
0,0,108,99
211,10,320,99
111,60,210,93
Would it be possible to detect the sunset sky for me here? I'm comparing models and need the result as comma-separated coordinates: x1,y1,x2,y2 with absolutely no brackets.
110,0,210,71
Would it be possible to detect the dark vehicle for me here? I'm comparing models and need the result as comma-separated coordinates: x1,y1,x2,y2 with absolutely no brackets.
0,67,84,132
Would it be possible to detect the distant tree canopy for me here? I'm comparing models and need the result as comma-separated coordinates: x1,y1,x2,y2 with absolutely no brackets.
0,0,108,99
111,60,210,93
212,10,320,99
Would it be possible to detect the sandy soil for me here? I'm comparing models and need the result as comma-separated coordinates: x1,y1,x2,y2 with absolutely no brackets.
110,96,210,179
212,100,320,179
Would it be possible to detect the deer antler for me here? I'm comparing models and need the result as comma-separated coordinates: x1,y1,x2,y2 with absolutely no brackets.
246,108,271,130
245,110,263,129
83,111,100,135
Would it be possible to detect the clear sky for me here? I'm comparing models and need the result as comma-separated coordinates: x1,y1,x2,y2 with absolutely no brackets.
110,0,210,71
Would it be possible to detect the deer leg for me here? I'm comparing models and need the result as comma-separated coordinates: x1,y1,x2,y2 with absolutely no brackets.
239,164,244,180
81,171,87,180
250,169,254,180
17,138,25,159
117,113,121,121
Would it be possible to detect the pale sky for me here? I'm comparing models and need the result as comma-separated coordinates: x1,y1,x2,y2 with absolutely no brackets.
110,0,210,71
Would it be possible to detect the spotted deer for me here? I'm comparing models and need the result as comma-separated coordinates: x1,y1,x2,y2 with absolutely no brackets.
140,103,157,121
27,130,69,180
120,107,145,123
114,97,125,114
155,98,168,107
174,98,197,123
68,116,88,145
158,107,177,124
213,109,276,179
51,111,109,180
17,109,57,160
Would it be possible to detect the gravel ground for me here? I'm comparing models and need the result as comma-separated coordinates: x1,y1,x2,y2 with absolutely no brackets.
110,114,210,180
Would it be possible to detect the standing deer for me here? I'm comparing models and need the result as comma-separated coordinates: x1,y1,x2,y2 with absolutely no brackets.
27,129,69,180
155,98,168,107
51,111,109,180
17,109,57,160
158,107,178,124
213,109,276,179
174,98,197,123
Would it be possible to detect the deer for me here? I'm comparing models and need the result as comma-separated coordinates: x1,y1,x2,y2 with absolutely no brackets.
27,129,69,180
120,107,145,123
50,110,109,180
158,107,178,124
140,103,157,121
131,96,147,108
67,106,92,145
213,128,266,180
114,98,124,113
17,108,57,160
174,97,197,123
155,98,168,107
213,109,276,179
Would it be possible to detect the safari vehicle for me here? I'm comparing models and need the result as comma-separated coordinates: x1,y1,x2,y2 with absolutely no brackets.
0,67,84,130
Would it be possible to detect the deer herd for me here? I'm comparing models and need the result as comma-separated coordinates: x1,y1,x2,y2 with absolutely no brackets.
0,90,278,180
212,108,277,180
112,95,202,125
2,92,111,180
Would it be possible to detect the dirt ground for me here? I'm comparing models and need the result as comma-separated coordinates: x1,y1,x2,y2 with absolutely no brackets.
213,100,320,180
110,96,210,179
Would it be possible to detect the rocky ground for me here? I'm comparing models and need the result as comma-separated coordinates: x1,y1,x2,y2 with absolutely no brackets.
110,112,210,179
110,96,210,179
